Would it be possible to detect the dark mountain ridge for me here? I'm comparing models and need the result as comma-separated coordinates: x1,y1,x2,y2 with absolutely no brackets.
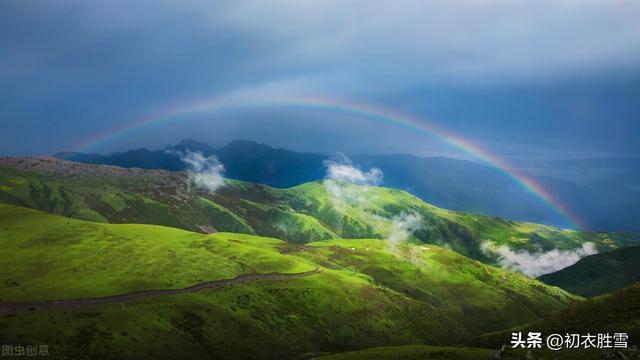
54,139,640,231
538,245,640,297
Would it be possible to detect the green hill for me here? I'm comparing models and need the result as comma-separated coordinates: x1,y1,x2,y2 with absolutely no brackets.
538,245,640,297
474,283,640,359
0,204,580,359
1,157,638,266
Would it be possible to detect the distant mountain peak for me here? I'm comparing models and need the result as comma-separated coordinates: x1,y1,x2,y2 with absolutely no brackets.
217,140,279,158
166,138,215,155
52,151,108,162
222,139,271,150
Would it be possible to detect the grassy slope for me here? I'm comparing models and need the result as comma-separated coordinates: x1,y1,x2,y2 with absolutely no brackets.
282,181,637,258
538,245,640,297
299,238,576,337
1,159,638,265
0,205,314,301
474,283,640,358
0,204,580,359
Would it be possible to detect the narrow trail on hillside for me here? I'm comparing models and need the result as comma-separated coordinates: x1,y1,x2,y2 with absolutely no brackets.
0,267,322,313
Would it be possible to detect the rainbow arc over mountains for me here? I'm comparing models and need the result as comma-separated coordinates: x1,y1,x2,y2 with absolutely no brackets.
71,93,584,229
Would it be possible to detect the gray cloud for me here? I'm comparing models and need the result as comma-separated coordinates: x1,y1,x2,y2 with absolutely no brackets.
1,1,639,157
5,1,640,92
211,0,640,89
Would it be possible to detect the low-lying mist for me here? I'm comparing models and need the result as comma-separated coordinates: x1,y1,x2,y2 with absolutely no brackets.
481,241,598,277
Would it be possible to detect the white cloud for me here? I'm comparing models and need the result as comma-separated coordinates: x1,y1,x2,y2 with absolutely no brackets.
322,155,385,237
322,155,382,211
481,241,598,277
322,155,424,249
177,150,226,193
324,155,382,185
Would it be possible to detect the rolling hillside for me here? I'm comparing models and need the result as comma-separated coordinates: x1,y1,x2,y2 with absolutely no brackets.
1,157,638,267
474,283,640,359
538,245,640,297
0,204,580,359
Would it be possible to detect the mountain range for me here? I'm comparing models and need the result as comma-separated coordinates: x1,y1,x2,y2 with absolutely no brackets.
55,139,640,232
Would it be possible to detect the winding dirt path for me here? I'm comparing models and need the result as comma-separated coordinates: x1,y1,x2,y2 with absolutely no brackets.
0,267,322,313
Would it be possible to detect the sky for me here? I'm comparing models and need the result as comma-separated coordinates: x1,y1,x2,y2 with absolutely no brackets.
1,0,640,161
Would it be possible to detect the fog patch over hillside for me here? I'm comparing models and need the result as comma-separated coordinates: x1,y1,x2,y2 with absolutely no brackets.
323,155,382,210
323,155,423,254
481,241,598,277
174,150,226,193
386,212,424,261
388,213,423,247
325,155,382,185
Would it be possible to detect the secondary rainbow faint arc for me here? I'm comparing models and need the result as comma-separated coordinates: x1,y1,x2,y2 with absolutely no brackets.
71,93,584,229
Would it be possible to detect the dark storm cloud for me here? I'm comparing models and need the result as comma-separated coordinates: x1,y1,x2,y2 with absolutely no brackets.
0,0,639,157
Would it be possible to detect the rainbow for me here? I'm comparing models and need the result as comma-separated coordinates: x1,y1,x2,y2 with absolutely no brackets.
70,93,584,229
